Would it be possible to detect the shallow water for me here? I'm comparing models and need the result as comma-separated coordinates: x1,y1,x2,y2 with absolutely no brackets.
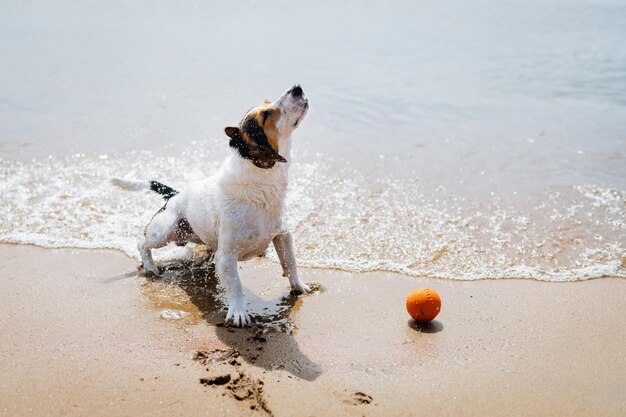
1,0,625,281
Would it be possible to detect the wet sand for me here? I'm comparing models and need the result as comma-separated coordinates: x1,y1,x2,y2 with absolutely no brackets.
1,244,625,417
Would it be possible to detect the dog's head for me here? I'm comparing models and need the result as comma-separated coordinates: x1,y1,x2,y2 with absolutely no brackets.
225,85,309,169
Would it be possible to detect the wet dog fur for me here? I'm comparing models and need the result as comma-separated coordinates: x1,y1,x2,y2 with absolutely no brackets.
111,85,310,326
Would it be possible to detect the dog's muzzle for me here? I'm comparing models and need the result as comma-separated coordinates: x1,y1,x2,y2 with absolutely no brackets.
289,84,303,97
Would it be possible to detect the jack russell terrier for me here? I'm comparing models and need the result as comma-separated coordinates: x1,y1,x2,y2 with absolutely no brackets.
112,85,310,326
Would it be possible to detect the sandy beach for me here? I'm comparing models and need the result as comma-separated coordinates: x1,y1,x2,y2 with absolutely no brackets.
2,243,624,417
2,1,625,416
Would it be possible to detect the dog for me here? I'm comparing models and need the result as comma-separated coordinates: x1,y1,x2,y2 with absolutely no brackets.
111,85,310,326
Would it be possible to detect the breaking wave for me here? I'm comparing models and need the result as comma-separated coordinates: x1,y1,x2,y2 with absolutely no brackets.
1,145,624,282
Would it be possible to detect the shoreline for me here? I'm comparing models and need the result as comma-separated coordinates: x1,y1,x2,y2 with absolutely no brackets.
3,241,624,283
1,243,625,416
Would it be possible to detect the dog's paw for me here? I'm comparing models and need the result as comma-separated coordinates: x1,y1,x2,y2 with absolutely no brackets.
290,281,311,295
226,305,251,327
140,263,162,276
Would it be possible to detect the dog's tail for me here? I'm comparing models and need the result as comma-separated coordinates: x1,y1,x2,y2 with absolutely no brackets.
110,178,179,201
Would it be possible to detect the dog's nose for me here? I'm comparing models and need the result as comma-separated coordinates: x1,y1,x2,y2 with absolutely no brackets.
289,85,303,97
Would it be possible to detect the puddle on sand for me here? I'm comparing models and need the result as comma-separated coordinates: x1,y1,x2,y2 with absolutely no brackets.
138,257,308,334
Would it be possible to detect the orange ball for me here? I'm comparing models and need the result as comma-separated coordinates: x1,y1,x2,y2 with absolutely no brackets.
406,288,441,322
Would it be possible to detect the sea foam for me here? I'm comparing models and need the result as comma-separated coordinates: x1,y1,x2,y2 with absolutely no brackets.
1,146,624,282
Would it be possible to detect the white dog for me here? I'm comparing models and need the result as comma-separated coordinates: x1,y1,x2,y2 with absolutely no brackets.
112,85,310,326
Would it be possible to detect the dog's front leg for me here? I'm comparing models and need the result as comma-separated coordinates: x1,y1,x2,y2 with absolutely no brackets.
215,249,251,327
273,232,310,294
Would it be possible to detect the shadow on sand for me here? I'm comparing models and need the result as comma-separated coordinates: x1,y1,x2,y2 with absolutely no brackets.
135,259,322,381
407,319,444,333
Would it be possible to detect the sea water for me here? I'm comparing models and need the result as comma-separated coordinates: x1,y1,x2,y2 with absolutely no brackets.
1,0,624,281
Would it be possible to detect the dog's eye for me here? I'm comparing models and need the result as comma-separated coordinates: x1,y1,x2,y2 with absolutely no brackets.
261,110,272,125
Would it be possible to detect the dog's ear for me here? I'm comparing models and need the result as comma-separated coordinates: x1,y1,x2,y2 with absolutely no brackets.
270,149,288,163
224,126,241,140
248,146,288,164
226,123,287,168
227,126,250,159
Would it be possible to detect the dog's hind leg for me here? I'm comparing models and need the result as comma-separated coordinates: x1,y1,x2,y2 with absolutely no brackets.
138,239,160,275
138,206,181,275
